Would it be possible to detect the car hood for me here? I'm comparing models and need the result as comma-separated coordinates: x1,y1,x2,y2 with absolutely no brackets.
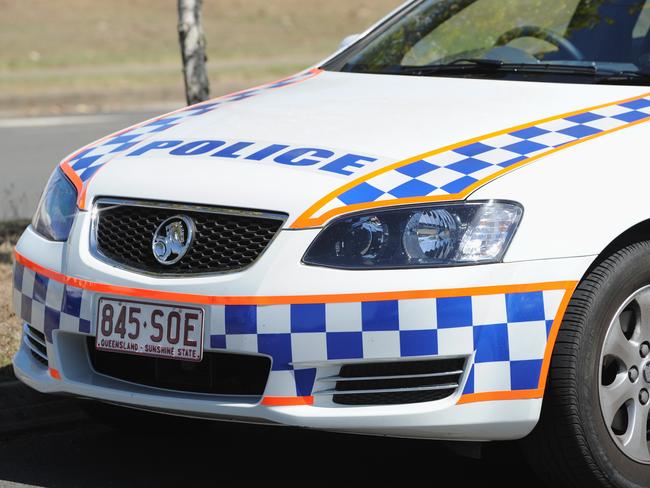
74,70,649,227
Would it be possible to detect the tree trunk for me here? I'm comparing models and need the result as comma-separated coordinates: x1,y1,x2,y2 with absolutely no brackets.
177,0,210,105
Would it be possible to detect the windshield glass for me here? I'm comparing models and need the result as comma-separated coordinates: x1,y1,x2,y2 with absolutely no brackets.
326,0,650,84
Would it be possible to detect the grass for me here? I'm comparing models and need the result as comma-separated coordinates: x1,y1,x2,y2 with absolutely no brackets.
0,0,402,115
0,221,29,380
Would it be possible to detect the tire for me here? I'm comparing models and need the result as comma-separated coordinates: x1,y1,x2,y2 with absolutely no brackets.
523,242,650,488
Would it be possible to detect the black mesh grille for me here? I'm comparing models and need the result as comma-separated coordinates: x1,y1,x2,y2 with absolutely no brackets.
94,201,285,275
332,358,465,406
87,338,271,397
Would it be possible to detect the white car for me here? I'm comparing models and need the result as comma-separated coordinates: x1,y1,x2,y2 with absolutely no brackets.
12,0,650,485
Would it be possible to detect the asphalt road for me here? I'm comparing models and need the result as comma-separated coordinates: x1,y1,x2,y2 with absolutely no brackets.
0,404,546,488
0,110,167,221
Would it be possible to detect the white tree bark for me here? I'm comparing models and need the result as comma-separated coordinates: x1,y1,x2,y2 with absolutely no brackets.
178,0,210,105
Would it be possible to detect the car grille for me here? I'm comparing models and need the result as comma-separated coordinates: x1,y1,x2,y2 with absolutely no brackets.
87,338,271,397
93,199,286,275
314,357,466,406
23,324,48,366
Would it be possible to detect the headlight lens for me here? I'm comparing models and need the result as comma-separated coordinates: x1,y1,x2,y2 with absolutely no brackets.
303,201,523,269
32,168,78,241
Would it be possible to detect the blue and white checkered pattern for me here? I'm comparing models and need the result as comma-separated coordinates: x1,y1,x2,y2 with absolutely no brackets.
13,260,567,399
12,263,92,344
208,289,567,397
321,96,650,214
63,70,319,184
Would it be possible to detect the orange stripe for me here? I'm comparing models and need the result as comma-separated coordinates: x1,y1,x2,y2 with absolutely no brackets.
457,389,542,404
262,396,314,406
292,90,650,229
59,162,83,194
536,281,576,392
15,251,575,306
458,282,576,405
60,68,323,210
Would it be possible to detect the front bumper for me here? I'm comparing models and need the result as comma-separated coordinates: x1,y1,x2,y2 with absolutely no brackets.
12,218,590,440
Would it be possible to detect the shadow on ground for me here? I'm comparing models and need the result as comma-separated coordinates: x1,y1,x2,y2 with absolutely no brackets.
0,364,14,382
0,404,546,487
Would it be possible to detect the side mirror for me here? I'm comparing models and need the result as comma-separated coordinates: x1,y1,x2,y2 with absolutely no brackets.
339,34,361,51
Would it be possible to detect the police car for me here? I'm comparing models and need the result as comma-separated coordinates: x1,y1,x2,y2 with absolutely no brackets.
12,0,650,485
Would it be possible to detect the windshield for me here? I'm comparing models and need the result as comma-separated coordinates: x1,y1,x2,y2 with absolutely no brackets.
325,0,650,84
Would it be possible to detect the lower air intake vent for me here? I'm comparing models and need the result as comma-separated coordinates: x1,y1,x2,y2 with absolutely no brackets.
319,358,466,406
87,338,271,397
23,324,48,366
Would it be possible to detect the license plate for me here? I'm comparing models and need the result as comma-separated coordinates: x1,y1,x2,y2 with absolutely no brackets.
95,298,204,362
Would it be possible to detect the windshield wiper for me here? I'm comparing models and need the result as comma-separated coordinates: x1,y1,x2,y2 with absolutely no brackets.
396,60,600,76
395,60,650,84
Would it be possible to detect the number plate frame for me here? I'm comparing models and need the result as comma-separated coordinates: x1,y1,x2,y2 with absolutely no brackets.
95,297,205,362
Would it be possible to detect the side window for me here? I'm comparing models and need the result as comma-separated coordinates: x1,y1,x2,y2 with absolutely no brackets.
402,0,580,66
633,1,650,38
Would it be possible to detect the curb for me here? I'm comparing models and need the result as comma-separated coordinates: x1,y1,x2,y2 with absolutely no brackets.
0,380,86,436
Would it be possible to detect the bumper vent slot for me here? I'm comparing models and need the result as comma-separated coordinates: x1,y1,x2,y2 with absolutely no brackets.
87,338,271,397
93,199,286,275
317,358,466,406
23,324,48,366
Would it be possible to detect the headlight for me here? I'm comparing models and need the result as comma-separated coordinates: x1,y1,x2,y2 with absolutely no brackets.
303,201,523,269
32,168,78,241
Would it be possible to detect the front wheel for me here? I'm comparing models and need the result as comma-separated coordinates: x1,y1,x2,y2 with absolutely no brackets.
524,242,650,487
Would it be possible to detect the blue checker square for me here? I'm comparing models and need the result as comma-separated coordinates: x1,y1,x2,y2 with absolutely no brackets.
441,175,478,194
558,124,602,139
13,263,24,290
510,359,543,390
399,330,438,356
71,154,101,171
104,133,139,146
258,333,293,371
509,126,549,139
613,110,650,123
225,305,257,335
396,160,439,178
565,112,602,124
361,300,399,331
453,142,493,157
20,295,32,323
620,98,650,110
291,303,326,333
79,319,91,334
499,155,526,168
446,158,492,175
69,147,95,163
109,141,138,153
338,182,384,205
145,117,181,127
210,334,227,349
388,179,437,198
32,273,49,304
506,291,545,323
44,306,61,343
546,319,554,338
437,296,473,328
79,164,103,182
503,140,549,155
294,368,317,396
62,286,82,317
473,324,509,363
327,332,363,360
462,365,475,394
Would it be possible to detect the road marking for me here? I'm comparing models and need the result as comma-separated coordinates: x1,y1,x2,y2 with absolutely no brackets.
0,115,118,129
